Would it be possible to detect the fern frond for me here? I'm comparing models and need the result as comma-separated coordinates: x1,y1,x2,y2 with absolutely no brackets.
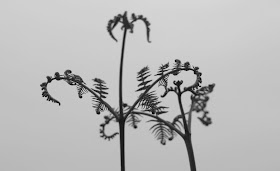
136,66,152,92
107,14,122,42
191,84,215,113
155,62,169,87
40,81,61,106
138,91,160,114
148,119,172,145
63,70,88,98
91,78,109,114
100,115,119,141
76,84,88,98
126,113,142,129
131,13,151,42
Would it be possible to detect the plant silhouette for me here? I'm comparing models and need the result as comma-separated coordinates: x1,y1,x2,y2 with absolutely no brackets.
40,11,215,171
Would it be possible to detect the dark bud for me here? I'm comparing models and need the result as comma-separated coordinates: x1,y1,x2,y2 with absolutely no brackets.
46,76,52,82
40,82,47,87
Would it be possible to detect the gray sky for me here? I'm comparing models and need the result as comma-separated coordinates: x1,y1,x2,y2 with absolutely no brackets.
1,0,280,171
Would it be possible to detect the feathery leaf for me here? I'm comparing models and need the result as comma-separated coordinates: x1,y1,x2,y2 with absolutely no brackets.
136,66,152,92
92,78,109,114
148,119,172,145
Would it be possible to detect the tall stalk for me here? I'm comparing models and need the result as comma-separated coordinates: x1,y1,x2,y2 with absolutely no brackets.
175,81,196,171
184,137,196,171
118,27,128,171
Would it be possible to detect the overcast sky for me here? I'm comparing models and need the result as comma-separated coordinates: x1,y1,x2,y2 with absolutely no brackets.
0,0,280,171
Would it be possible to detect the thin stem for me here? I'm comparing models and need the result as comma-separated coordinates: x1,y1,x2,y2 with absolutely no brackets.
184,137,196,171
118,27,128,171
177,88,190,135
188,103,194,134
119,120,125,171
119,28,127,119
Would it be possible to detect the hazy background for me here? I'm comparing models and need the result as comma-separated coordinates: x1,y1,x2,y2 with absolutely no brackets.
1,0,279,171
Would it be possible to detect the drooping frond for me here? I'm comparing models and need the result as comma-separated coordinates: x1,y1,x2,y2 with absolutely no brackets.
136,66,152,92
92,78,109,114
40,80,61,106
131,13,151,42
107,14,122,42
40,70,88,105
148,119,172,145
126,112,142,129
100,115,119,141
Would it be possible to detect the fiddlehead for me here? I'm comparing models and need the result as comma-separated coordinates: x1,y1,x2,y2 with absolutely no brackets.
100,115,119,140
40,79,61,105
40,70,88,105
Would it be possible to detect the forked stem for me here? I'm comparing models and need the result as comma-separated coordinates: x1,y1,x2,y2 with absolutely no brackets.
176,85,196,171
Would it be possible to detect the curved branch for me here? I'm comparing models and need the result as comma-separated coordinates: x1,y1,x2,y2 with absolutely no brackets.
45,76,119,120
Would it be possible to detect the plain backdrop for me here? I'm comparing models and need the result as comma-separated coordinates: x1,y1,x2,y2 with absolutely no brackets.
0,0,280,171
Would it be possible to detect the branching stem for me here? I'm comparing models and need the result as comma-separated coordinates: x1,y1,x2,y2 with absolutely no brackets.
176,86,190,136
